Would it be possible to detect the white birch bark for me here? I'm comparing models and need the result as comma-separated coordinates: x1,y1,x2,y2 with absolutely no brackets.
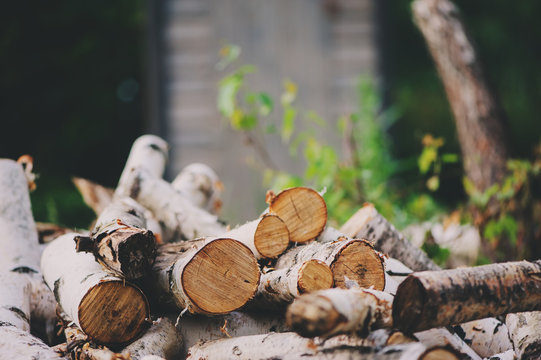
0,272,31,331
287,287,393,338
506,311,541,359
454,318,512,358
122,168,226,242
0,323,65,359
122,318,182,360
414,327,482,360
172,162,223,215
41,233,150,344
482,349,515,360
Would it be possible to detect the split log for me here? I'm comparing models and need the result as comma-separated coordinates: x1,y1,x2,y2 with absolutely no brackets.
414,328,482,360
393,260,541,333
41,233,150,345
80,197,156,279
177,311,289,352
123,318,183,360
287,287,393,338
150,238,260,315
506,311,541,359
115,134,169,199
266,187,327,243
122,167,226,242
275,238,385,290
172,163,224,215
340,203,440,272
253,260,334,306
72,176,114,215
0,322,64,359
453,318,512,358
225,214,290,259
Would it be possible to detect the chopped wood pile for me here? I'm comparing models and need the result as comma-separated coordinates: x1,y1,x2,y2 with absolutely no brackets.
1,134,540,360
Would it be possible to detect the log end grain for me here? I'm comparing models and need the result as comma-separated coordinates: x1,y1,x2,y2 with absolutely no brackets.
254,214,290,259
297,260,333,294
268,187,327,243
392,275,426,334
331,240,385,290
286,294,342,338
115,228,157,279
182,238,260,314
421,347,460,360
78,281,150,345
385,331,417,345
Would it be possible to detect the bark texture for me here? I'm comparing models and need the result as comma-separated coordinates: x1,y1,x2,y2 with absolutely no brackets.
86,197,156,279
453,318,512,358
150,238,260,314
0,273,31,331
393,260,541,333
412,0,509,192
0,322,64,359
266,187,327,243
287,288,393,338
506,311,541,359
123,317,183,360
414,327,482,360
42,233,150,345
340,203,440,272
172,162,224,215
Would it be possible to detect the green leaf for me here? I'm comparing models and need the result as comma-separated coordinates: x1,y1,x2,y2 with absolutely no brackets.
418,147,437,174
426,175,440,191
217,74,242,118
257,92,273,116
441,153,459,163
216,44,241,70
281,79,297,106
421,242,450,266
282,106,296,142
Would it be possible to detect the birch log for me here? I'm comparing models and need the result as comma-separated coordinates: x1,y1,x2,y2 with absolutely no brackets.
115,134,169,198
122,318,183,360
0,323,64,359
266,187,327,243
63,323,120,360
340,203,440,272
172,163,224,215
151,238,260,314
453,318,512,358
483,350,515,360
393,260,541,333
123,167,226,242
81,197,156,279
253,260,334,306
275,238,385,290
506,311,541,359
42,233,150,344
0,159,57,325
287,287,393,338
72,176,114,215
225,214,290,259
414,327,482,360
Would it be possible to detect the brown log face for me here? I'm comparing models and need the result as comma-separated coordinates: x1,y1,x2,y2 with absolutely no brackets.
298,260,334,294
254,214,290,258
268,187,327,243
286,295,343,338
78,281,149,344
182,239,260,314
421,347,460,360
331,240,385,290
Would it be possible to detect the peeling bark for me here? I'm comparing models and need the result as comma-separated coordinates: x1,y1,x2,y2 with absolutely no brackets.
414,327,482,360
123,317,183,360
506,311,541,359
453,318,512,358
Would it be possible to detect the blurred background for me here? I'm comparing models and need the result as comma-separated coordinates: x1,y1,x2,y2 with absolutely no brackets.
1,0,540,261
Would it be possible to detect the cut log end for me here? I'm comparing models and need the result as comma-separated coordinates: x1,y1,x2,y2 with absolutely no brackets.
297,260,334,294
115,228,157,279
78,280,150,345
268,187,327,243
182,238,260,314
386,331,416,345
286,294,342,338
331,240,385,290
254,214,290,258
421,347,460,360
392,276,426,334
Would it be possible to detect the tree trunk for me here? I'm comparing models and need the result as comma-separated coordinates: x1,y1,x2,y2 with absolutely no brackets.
411,0,509,193
393,260,541,333
172,162,224,215
82,197,156,279
41,233,150,345
266,187,327,244
453,318,512,358
506,311,541,359
72,176,114,216
286,288,393,338
340,203,440,272
150,238,260,315
225,214,290,259
275,238,385,290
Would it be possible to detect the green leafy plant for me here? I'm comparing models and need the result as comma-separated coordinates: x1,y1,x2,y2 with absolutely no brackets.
418,134,458,191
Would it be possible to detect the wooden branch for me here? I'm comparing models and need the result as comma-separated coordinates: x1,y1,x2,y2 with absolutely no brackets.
72,176,114,216
225,214,290,259
413,328,482,360
287,288,393,338
506,311,541,359
115,134,169,199
122,317,183,360
275,238,385,290
172,162,224,215
150,238,260,315
122,167,226,242
393,260,541,333
88,197,156,279
340,203,440,272
253,260,334,306
42,233,150,344
453,318,512,358
412,0,509,192
266,187,327,243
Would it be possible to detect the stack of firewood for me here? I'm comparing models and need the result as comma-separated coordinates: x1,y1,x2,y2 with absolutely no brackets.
1,135,540,360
